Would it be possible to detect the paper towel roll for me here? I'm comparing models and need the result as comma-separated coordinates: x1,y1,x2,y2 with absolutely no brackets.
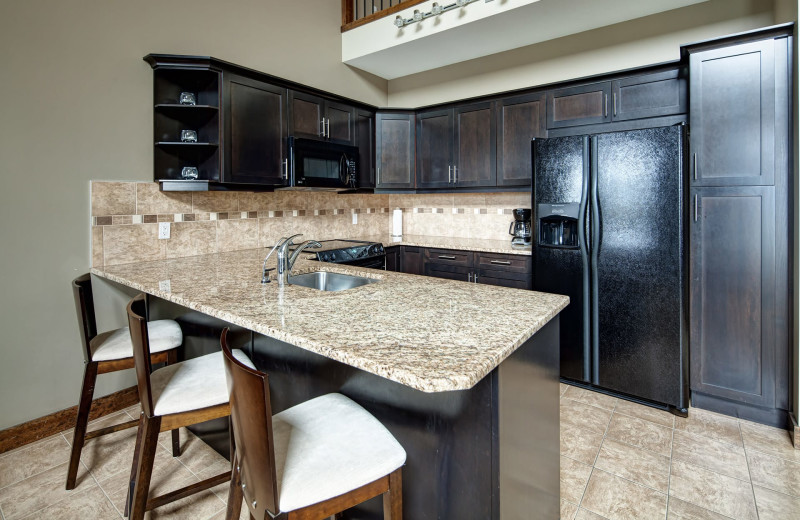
392,209,403,237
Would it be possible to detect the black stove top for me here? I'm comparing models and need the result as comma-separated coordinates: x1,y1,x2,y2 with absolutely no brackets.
290,239,385,264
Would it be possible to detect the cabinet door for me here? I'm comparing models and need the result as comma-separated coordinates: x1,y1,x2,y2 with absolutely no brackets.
376,112,415,189
546,82,612,128
224,74,288,185
402,246,424,275
288,90,324,140
689,40,775,186
424,263,470,282
476,253,532,289
325,100,355,145
385,246,400,272
611,69,686,121
416,109,454,189
454,102,496,187
496,93,545,187
690,186,776,408
355,109,375,188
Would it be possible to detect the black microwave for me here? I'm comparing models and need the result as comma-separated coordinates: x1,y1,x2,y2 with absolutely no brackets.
288,137,358,190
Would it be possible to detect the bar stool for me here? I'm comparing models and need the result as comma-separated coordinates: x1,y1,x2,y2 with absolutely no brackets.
125,294,255,520
220,328,406,520
66,274,183,490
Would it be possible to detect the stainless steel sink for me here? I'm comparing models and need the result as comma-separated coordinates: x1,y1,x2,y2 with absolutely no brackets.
288,271,379,291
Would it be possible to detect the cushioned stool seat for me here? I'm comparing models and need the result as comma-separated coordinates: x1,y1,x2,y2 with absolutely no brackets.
90,320,182,362
151,350,254,416
273,393,406,513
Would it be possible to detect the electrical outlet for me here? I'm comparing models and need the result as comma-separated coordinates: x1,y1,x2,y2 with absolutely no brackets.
352,213,358,225
158,279,171,292
158,222,170,239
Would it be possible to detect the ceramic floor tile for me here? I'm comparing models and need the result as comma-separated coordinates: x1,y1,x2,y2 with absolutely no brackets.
562,386,619,411
575,509,610,520
580,469,667,520
605,412,673,457
560,383,570,397
207,505,251,520
753,485,800,520
560,455,593,504
667,497,732,519
594,438,671,493
669,459,756,520
79,425,144,482
560,499,579,519
739,421,800,464
561,423,604,466
0,462,95,520
560,398,614,435
672,430,750,481
17,486,118,520
613,399,675,428
674,409,742,447
62,411,137,447
746,449,800,498
0,434,71,488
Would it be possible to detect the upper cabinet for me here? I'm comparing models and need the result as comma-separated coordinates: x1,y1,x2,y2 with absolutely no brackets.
547,82,612,128
376,112,415,190
495,92,546,187
688,39,777,186
223,73,289,186
355,108,376,188
288,90,356,146
416,102,496,189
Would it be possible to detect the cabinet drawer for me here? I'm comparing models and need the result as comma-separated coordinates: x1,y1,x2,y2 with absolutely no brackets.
425,248,472,267
424,263,470,282
476,253,531,273
477,273,532,290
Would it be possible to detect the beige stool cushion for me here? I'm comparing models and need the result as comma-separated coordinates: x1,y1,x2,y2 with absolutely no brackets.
273,393,406,513
151,350,254,417
90,320,182,362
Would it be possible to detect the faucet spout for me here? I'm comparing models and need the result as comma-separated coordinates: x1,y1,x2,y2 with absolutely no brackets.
288,240,322,271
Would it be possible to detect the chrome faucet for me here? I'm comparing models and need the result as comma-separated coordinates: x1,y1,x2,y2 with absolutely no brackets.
261,234,321,286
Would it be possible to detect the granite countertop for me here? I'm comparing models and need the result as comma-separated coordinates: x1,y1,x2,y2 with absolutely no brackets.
92,249,566,393
363,234,532,256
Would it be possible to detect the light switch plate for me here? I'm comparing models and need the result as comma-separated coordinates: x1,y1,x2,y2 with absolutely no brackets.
352,213,358,225
158,222,170,239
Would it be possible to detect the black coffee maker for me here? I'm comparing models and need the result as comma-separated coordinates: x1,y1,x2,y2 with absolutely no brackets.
508,208,532,247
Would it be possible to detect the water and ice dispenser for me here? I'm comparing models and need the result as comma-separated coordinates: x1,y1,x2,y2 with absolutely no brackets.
537,203,579,248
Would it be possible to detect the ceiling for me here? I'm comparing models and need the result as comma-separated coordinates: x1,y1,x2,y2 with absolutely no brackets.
342,0,709,80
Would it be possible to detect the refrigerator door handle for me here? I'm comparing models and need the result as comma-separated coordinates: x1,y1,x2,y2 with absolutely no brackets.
589,135,601,386
578,136,592,383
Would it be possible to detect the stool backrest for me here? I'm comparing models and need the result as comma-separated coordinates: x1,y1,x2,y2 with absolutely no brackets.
127,294,156,417
72,274,97,364
220,328,279,518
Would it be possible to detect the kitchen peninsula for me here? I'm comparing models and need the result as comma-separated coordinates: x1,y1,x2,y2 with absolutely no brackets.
92,248,568,519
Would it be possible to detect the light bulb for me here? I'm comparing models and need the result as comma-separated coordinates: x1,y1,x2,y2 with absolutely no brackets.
431,2,442,15
456,0,468,6
394,15,404,27
413,9,423,21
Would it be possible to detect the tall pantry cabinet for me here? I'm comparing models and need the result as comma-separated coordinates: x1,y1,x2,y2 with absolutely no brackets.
685,26,793,428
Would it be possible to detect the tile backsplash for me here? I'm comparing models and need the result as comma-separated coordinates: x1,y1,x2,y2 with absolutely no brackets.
90,182,530,266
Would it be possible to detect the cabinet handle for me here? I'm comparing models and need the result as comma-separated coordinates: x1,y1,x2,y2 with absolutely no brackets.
490,260,512,265
468,272,472,282
319,119,325,137
474,273,478,283
693,153,698,181
283,159,289,180
454,165,458,183
694,194,698,222
612,92,617,116
438,255,456,260
604,94,608,117
448,165,452,183
326,118,330,138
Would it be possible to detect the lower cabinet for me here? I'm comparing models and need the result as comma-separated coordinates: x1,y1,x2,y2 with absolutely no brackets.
423,248,533,289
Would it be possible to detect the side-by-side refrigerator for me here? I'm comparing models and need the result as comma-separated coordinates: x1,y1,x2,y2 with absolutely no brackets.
533,125,689,412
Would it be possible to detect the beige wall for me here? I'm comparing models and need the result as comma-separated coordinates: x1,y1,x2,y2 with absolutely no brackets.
387,0,776,107
0,1,385,430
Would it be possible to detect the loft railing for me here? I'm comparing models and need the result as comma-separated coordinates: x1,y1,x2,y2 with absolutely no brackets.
342,0,428,32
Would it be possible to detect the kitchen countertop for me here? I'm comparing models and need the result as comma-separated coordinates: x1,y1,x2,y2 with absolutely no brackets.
91,248,565,393
362,234,532,255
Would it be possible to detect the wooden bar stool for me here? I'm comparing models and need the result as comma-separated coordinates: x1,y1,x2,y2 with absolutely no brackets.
126,294,255,520
66,274,183,490
220,328,406,520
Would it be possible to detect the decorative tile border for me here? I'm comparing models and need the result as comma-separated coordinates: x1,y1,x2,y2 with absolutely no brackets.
400,207,521,215
92,207,392,226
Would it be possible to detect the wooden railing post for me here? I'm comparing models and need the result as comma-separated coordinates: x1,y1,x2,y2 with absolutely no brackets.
342,0,355,27
341,0,429,32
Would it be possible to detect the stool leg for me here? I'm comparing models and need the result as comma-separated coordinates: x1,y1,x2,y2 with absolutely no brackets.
125,412,145,518
225,451,243,520
382,468,402,520
66,361,98,490
167,349,181,457
129,415,161,520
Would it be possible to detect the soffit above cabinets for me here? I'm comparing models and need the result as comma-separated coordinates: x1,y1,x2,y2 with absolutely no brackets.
342,0,709,80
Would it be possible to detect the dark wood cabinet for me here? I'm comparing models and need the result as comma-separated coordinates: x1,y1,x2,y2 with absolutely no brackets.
223,73,288,186
547,82,612,129
288,90,355,146
495,93,545,187
416,103,495,189
690,186,776,409
423,248,532,289
355,109,375,188
402,246,424,275
611,69,686,121
376,112,415,189
686,30,791,428
385,246,400,272
689,39,777,186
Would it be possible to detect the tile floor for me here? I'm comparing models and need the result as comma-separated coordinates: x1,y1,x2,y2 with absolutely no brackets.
0,385,798,519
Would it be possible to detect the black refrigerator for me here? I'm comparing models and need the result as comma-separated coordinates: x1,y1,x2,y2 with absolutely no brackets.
533,125,689,412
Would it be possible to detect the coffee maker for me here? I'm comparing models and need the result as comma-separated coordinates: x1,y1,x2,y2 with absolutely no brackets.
509,208,532,247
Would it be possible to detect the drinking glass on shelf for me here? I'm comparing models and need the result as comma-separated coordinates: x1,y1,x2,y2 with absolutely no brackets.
181,167,199,180
180,130,198,143
179,92,196,105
